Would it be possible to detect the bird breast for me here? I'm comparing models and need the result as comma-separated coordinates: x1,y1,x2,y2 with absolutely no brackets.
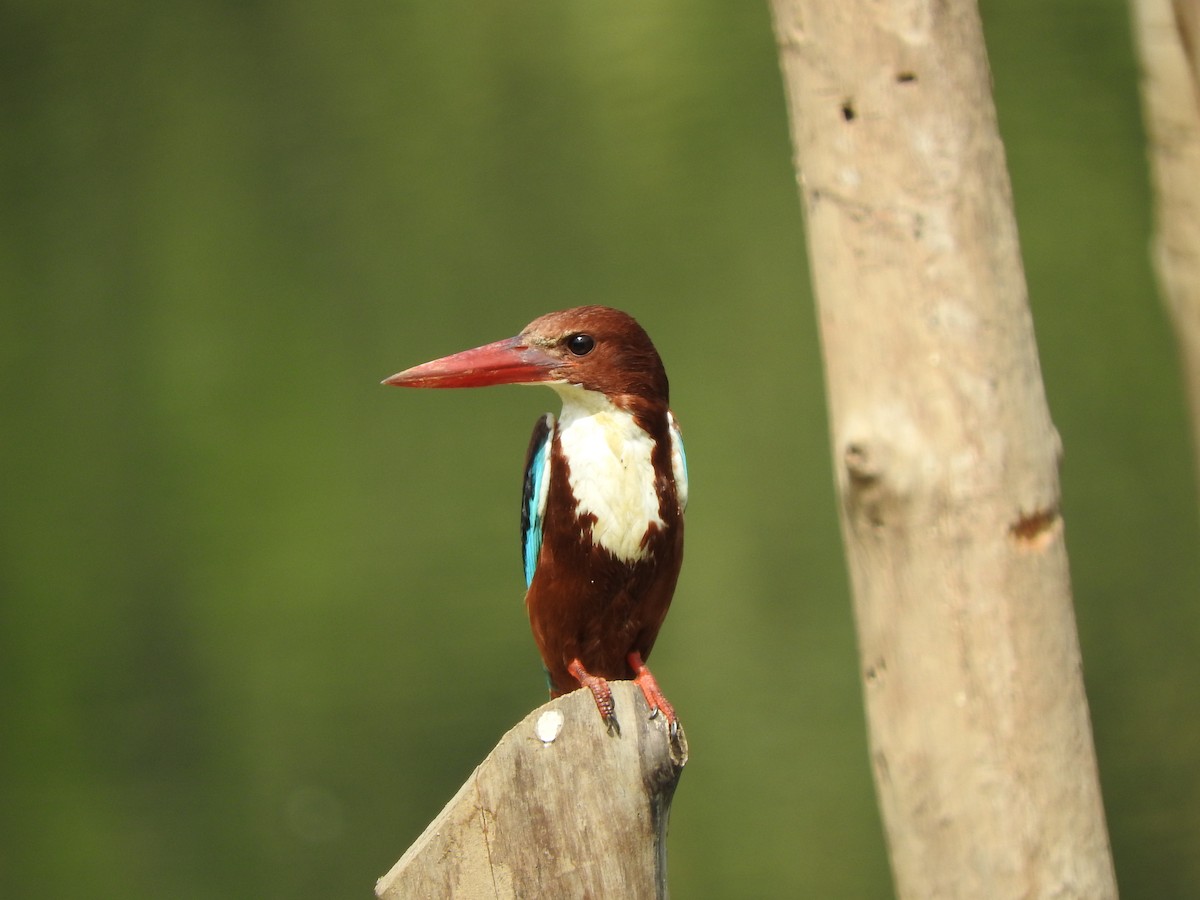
553,389,665,564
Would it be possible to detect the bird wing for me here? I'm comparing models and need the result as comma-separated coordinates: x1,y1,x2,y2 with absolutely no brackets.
668,410,688,512
521,413,555,587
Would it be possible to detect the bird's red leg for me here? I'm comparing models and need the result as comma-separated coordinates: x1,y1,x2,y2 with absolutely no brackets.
567,658,619,735
627,651,677,730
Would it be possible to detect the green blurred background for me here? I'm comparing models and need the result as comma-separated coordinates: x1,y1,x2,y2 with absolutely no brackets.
2,0,1198,896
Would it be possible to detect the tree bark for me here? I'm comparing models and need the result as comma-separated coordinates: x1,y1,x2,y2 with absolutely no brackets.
767,2,1118,896
375,682,687,900
1132,0,1200,497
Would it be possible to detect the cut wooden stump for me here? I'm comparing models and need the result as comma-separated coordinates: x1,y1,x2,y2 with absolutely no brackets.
376,681,688,900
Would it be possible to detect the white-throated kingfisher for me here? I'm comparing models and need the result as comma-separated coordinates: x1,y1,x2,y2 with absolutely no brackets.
383,306,687,734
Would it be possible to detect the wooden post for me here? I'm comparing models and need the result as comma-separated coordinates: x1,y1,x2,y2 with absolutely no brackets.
376,682,687,899
1131,0,1200,498
767,1,1118,896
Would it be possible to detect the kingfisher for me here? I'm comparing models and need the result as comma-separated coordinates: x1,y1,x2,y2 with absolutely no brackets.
383,306,687,734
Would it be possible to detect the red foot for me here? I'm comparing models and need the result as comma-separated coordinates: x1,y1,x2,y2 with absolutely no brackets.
568,658,619,735
627,651,677,731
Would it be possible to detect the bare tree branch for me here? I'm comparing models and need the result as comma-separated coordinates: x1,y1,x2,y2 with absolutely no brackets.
767,1,1118,895
1133,0,1200,498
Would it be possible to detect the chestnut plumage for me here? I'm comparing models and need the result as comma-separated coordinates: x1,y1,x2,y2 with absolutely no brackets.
384,306,687,732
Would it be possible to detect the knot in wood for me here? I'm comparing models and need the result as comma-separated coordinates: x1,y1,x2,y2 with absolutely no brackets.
839,419,925,528
844,442,882,486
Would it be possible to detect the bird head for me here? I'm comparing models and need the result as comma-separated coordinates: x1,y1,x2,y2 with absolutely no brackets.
383,306,669,406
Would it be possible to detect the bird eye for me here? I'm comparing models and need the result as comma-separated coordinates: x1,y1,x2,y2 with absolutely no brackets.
566,333,595,356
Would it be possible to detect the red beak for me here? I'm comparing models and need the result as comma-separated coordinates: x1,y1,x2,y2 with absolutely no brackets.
382,337,560,389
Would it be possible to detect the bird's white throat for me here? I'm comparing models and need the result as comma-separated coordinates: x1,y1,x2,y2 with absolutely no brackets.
551,385,664,563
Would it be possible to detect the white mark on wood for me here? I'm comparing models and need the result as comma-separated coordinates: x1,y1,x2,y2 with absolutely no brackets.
535,710,565,744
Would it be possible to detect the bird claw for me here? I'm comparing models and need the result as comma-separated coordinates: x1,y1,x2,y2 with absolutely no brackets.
568,658,621,736
627,651,678,732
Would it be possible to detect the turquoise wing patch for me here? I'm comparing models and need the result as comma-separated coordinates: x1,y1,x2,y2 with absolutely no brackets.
521,414,554,588
668,410,688,512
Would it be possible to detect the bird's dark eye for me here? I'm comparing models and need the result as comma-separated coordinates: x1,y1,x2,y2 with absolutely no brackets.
566,333,595,356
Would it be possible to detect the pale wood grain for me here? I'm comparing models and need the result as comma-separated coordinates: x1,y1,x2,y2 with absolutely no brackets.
1134,0,1200,498
376,682,686,900
767,1,1117,896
